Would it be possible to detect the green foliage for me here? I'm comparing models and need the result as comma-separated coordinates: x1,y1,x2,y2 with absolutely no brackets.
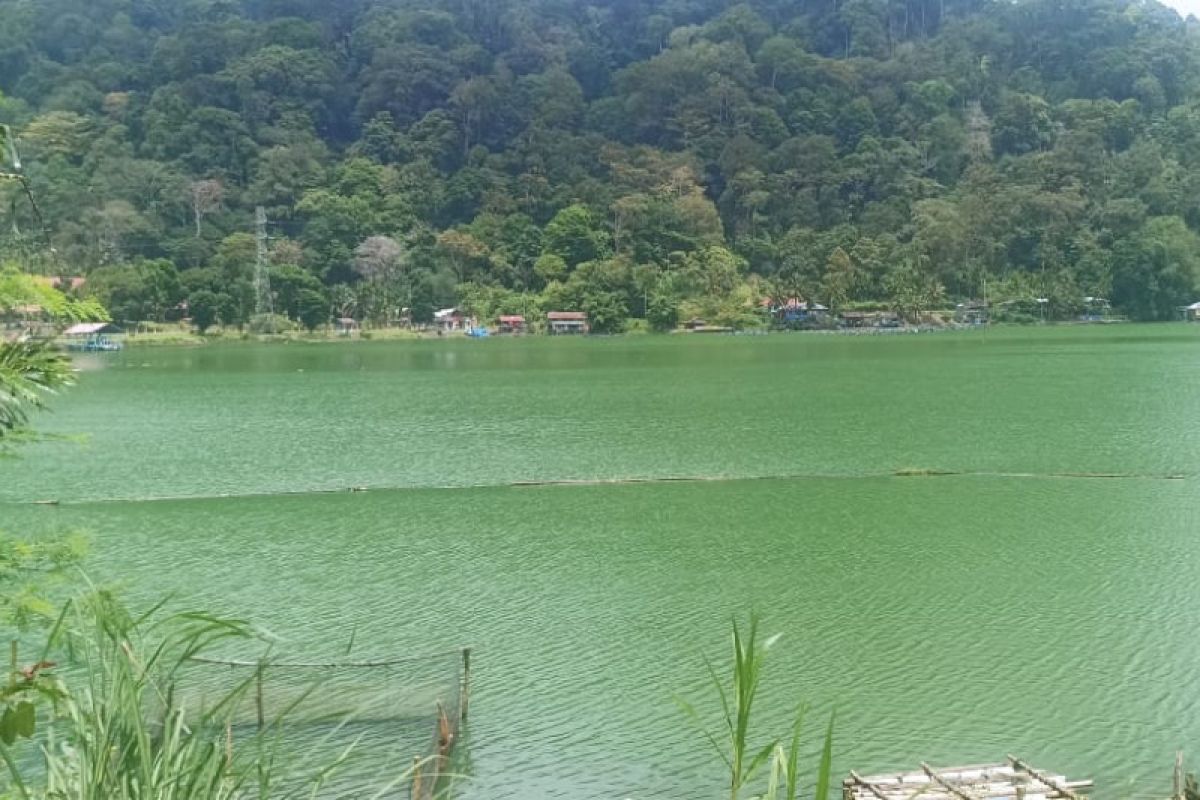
248,313,295,334
542,205,611,268
0,340,74,442
186,289,219,333
0,592,403,799
0,124,19,171
85,261,179,324
0,270,107,323
646,293,681,332
2,0,1200,326
0,531,86,631
295,288,329,331
533,254,567,287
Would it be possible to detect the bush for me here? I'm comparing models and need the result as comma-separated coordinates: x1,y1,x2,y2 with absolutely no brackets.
248,313,295,334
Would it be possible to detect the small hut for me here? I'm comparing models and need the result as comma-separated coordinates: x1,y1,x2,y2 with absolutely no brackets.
62,322,123,351
498,315,526,334
845,757,1092,800
954,301,990,325
547,311,588,334
335,317,360,337
1182,301,1200,321
434,308,466,332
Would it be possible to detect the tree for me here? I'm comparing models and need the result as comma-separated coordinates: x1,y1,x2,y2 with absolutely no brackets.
271,264,323,321
993,93,1055,157
353,236,407,326
1111,216,1200,320
543,205,611,268
646,292,680,331
682,246,747,298
86,260,182,324
436,229,488,282
296,288,329,331
533,254,568,286
187,289,220,333
1,0,1199,331
187,179,223,238
884,255,946,323
820,246,857,313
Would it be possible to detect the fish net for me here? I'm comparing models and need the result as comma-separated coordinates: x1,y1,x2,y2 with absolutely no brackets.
156,648,468,799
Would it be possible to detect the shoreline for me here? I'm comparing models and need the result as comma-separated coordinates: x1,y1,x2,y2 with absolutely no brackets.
88,319,1154,349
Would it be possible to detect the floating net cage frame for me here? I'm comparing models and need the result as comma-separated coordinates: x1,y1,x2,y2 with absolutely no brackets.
168,647,471,800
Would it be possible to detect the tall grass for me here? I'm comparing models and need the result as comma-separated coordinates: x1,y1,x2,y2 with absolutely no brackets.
0,591,416,800
680,614,836,800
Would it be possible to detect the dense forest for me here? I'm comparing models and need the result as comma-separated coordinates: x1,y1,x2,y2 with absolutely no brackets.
3,0,1200,330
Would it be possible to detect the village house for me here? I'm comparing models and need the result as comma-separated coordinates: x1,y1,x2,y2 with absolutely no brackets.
762,297,828,326
497,315,526,334
546,311,588,334
433,308,469,332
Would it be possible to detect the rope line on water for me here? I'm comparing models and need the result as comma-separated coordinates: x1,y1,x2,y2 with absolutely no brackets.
188,647,470,668
12,468,1193,506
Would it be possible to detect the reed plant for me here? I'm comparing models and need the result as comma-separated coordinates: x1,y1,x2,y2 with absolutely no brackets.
680,614,836,800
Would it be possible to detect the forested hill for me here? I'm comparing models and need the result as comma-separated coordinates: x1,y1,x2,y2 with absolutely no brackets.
3,0,1200,329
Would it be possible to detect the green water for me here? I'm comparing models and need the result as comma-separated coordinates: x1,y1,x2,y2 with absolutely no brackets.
4,326,1200,798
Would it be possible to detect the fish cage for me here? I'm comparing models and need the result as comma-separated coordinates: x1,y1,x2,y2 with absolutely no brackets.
845,757,1093,800
158,647,471,799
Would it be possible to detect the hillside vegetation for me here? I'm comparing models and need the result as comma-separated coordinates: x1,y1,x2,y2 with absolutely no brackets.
2,0,1200,329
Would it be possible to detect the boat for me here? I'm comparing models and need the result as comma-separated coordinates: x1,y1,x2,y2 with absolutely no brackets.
65,334,123,352
61,322,124,351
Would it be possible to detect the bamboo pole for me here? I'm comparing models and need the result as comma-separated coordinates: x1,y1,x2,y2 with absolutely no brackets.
1007,756,1081,800
921,763,983,800
411,756,423,800
851,771,896,800
1175,752,1184,800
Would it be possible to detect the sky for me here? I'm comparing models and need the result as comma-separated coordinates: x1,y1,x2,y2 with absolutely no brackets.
1162,0,1200,17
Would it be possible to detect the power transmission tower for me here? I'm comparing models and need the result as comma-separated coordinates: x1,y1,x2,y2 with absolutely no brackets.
254,206,274,332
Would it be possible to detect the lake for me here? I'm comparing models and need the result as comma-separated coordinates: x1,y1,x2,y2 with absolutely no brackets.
4,325,1200,799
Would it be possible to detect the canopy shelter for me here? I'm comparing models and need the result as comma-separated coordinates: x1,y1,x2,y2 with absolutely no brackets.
63,322,120,336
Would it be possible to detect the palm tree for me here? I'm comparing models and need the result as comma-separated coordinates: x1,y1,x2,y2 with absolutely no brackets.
0,339,74,440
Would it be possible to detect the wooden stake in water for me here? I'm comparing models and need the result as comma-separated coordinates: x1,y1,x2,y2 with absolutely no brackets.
1175,751,1184,800
461,648,471,722
411,755,423,800
255,667,264,731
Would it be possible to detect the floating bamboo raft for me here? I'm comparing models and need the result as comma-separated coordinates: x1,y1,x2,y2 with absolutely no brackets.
844,756,1094,800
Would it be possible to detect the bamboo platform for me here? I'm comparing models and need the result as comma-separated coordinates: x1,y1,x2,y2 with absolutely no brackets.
844,756,1093,800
